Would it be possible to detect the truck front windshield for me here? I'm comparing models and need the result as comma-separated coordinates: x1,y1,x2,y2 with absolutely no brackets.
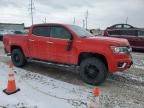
68,25,94,38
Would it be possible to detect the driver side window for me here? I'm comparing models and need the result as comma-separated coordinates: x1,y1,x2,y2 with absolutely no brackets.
115,25,122,29
50,26,71,39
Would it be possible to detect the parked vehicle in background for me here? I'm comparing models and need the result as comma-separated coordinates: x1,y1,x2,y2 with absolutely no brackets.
0,30,28,41
3,23,133,85
0,30,14,41
14,29,28,34
89,29,103,36
104,24,144,50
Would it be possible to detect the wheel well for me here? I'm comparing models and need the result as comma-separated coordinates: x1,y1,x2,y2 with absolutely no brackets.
78,52,108,69
11,45,23,54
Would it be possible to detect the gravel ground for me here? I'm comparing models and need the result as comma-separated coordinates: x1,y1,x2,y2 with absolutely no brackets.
0,41,144,107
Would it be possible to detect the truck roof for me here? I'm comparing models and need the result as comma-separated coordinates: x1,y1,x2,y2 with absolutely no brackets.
31,23,69,27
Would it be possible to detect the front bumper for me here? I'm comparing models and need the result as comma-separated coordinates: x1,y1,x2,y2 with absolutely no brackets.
108,54,133,73
117,61,133,70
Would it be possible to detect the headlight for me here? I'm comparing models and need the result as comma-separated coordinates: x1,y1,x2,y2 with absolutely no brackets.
111,46,131,54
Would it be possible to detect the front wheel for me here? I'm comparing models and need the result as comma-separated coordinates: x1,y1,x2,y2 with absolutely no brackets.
11,49,27,67
80,57,107,85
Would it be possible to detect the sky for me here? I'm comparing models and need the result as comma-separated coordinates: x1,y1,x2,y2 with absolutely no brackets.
0,0,143,29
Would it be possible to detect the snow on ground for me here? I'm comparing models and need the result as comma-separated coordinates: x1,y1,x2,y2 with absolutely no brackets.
132,53,144,69
1,62,144,108
0,62,91,108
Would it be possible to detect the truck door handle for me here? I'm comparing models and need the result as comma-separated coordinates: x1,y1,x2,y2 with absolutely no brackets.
47,41,54,44
29,39,35,42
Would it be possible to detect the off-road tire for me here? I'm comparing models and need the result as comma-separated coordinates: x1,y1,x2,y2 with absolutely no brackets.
80,57,107,85
11,49,27,67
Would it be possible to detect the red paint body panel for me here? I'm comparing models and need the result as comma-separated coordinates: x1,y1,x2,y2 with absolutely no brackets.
3,23,133,73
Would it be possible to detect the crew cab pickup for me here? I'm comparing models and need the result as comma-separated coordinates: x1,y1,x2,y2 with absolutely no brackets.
3,23,133,85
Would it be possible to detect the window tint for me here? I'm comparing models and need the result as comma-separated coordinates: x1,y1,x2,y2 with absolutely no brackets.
138,30,144,36
108,30,121,36
50,26,71,39
115,25,122,29
32,26,50,37
123,25,131,29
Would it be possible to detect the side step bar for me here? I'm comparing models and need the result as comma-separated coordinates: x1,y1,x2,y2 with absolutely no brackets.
28,59,79,73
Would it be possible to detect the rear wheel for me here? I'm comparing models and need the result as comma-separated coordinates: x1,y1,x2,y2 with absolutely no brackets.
80,57,107,85
11,49,27,67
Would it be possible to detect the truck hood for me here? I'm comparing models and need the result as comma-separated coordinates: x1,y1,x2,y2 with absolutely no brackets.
86,36,129,46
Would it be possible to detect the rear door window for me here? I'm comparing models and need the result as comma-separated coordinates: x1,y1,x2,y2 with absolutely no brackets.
123,25,131,29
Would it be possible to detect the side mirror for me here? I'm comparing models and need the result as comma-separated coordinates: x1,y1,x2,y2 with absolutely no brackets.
66,36,73,51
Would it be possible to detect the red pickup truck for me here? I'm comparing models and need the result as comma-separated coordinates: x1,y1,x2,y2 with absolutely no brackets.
3,23,133,85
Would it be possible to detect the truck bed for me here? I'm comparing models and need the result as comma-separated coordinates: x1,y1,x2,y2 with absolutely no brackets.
3,34,28,54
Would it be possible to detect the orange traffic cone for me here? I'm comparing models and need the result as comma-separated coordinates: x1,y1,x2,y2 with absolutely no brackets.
93,87,101,108
3,70,20,95
93,87,100,97
9,63,14,69
88,87,101,108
